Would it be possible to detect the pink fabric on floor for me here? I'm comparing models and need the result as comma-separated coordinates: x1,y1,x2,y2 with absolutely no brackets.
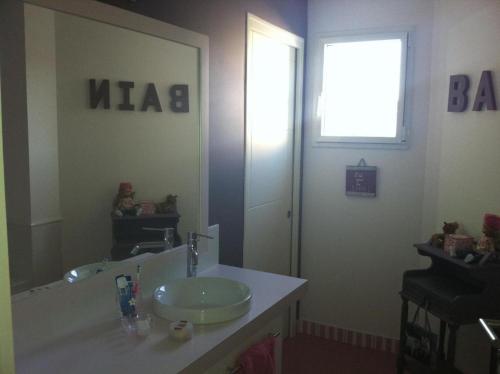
237,336,276,374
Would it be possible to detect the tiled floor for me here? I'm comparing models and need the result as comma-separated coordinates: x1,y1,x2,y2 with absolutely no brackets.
283,334,397,374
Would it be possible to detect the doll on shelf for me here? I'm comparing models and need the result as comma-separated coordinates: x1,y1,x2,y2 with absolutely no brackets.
112,182,142,216
476,213,500,254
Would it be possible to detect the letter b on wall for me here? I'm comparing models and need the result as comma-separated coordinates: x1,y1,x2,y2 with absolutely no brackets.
448,75,469,112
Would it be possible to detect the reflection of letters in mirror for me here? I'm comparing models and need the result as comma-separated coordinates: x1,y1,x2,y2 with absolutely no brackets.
170,84,190,113
89,79,190,113
7,3,208,294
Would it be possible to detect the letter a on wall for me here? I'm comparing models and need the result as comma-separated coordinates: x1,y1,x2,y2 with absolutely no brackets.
141,83,163,112
473,70,497,111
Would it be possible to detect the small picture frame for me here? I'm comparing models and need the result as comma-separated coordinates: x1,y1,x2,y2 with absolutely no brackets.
139,200,157,215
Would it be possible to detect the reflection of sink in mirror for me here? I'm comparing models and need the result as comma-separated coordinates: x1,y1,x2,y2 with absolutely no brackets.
153,277,252,324
64,261,118,284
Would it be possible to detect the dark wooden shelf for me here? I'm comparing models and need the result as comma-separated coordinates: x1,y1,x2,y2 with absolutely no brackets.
415,244,474,269
414,243,500,281
398,244,500,374
111,213,181,260
111,213,180,221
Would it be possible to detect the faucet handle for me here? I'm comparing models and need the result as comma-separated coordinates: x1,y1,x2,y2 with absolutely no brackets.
142,227,173,232
142,227,175,241
195,233,214,240
187,232,214,241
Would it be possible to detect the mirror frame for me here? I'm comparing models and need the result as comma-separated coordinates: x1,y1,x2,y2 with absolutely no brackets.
0,64,15,373
21,0,209,262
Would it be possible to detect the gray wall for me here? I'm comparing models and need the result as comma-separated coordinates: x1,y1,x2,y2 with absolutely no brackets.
99,0,308,266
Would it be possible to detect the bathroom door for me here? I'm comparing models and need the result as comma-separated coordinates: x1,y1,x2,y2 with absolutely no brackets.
243,15,304,276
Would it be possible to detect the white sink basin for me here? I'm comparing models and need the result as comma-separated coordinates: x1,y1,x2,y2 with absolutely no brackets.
153,277,252,324
64,261,118,283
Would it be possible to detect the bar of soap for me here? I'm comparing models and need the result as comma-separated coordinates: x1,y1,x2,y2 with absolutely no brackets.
168,320,193,341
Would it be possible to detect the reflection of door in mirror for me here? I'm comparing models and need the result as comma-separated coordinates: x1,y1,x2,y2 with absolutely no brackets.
8,4,203,293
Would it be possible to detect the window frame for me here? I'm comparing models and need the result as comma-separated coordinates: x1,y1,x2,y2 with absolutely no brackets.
312,30,412,148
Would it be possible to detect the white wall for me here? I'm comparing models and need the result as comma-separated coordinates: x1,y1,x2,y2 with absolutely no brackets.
304,0,499,372
424,0,500,242
422,1,500,372
302,0,434,339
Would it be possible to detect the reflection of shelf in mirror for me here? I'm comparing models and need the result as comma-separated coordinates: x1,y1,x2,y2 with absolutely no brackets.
111,214,182,261
111,213,181,221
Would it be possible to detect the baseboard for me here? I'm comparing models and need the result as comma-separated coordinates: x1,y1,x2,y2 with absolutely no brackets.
297,319,399,354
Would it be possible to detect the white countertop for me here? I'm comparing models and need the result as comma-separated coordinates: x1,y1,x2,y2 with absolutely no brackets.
15,265,307,374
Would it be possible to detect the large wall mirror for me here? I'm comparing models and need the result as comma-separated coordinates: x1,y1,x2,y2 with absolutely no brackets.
8,0,208,294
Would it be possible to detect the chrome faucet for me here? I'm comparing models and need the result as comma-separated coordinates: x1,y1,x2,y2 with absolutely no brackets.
130,227,175,256
186,232,213,277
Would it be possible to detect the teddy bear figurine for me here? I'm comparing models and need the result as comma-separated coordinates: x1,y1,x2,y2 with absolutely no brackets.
430,221,459,248
112,182,142,216
157,194,179,215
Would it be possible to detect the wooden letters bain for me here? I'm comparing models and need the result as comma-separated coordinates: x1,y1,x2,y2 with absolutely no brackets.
448,71,497,112
89,79,190,113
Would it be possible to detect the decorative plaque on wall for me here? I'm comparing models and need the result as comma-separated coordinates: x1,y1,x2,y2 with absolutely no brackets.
345,158,377,197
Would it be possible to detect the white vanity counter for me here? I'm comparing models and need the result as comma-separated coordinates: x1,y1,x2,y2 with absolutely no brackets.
15,264,307,374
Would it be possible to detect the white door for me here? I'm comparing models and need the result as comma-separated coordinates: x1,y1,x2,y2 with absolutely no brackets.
244,15,304,276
